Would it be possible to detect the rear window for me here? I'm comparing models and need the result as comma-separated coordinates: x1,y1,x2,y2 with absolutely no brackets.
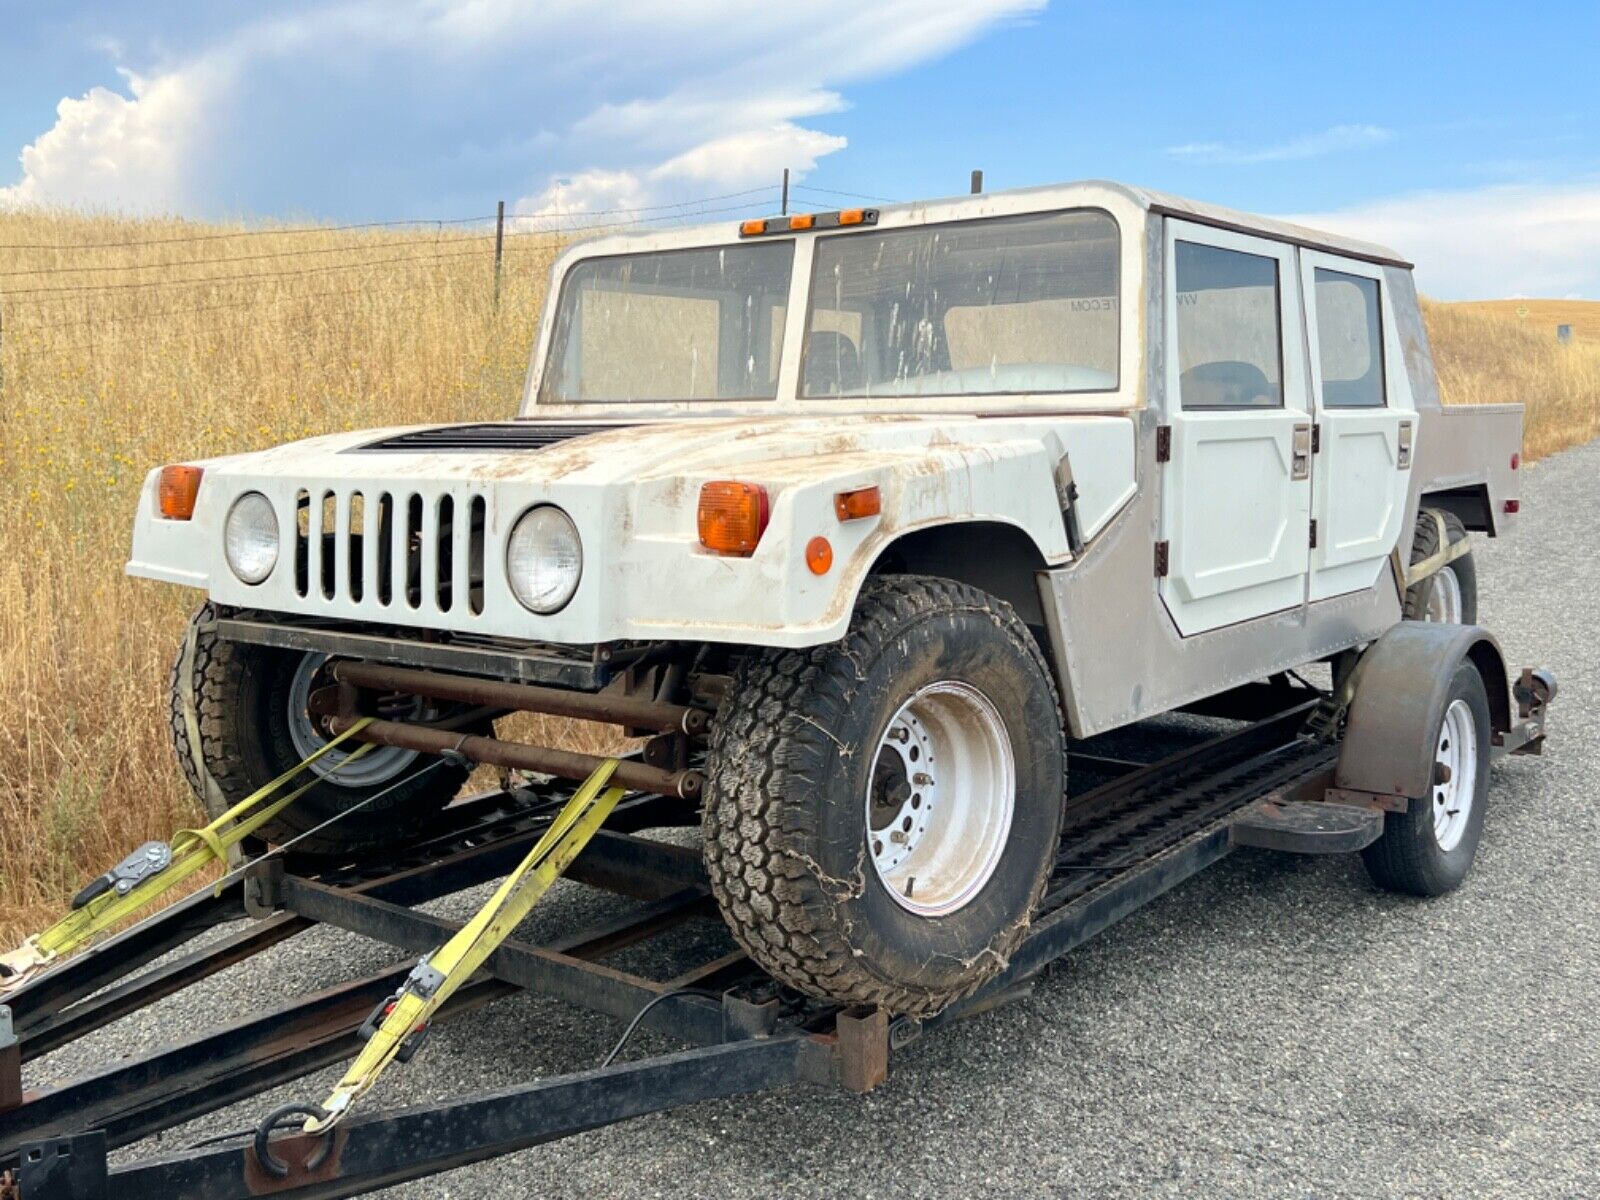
1312,268,1386,408
800,210,1120,398
539,242,794,404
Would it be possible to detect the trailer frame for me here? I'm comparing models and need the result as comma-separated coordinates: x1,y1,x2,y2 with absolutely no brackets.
0,677,1549,1200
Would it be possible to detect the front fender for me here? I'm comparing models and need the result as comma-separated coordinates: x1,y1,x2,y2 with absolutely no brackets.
617,417,1133,647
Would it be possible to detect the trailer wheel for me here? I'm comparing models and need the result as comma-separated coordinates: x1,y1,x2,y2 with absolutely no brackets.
702,576,1065,1016
1404,509,1477,624
1361,661,1491,896
169,607,475,855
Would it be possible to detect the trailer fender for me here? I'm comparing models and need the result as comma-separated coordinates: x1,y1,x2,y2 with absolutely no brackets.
1334,622,1511,802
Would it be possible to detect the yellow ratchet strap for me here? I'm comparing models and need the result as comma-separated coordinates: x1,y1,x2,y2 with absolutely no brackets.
0,717,377,995
306,758,626,1134
1403,510,1473,588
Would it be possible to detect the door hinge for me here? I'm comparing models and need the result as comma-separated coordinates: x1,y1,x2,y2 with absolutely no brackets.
1309,519,1319,549
1154,540,1170,577
1155,425,1172,463
1311,423,1321,454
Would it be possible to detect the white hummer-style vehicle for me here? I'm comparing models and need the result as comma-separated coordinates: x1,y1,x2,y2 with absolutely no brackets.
133,181,1533,1016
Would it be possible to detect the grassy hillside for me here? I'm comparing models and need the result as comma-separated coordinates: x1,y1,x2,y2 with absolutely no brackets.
1422,299,1600,459
1449,299,1600,343
0,209,1596,940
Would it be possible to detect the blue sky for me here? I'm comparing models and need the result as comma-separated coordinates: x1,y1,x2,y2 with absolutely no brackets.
2,1,1597,297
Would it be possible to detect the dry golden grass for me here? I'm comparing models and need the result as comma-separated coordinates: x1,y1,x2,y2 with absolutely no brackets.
1422,298,1600,460
0,209,565,940
1449,299,1600,343
0,209,1596,943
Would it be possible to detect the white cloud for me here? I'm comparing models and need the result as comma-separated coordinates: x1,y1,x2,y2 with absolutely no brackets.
1285,181,1600,300
0,69,215,212
516,121,850,222
1168,124,1391,165
654,124,849,187
1,0,1043,218
516,169,655,221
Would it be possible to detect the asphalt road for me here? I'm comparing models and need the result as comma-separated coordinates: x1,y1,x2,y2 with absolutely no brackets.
31,437,1599,1198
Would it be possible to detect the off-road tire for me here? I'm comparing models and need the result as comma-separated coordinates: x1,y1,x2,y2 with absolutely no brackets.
1361,662,1491,897
702,576,1066,1016
168,607,473,855
1403,509,1477,624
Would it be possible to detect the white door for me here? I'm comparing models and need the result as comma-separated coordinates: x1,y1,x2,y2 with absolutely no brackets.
1299,251,1415,602
1159,221,1312,637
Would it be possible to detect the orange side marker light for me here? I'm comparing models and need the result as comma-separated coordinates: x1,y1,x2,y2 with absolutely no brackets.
833,486,881,522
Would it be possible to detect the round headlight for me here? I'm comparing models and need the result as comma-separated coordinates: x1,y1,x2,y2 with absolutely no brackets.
224,492,279,585
506,506,582,614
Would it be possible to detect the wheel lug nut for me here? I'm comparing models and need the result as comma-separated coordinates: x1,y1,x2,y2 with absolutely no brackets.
913,772,933,786
889,830,908,844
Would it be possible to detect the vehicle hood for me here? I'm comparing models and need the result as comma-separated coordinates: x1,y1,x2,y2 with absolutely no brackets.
190,414,1044,488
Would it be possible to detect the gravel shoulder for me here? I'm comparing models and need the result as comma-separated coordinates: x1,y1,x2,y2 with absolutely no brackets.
28,439,1600,1198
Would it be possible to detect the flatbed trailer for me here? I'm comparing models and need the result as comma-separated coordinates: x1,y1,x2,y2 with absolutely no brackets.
0,680,1547,1200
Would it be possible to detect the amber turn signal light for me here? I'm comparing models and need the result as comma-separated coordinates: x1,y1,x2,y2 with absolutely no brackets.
698,481,769,555
833,485,881,522
806,536,834,575
158,465,204,520
739,219,768,237
788,213,815,230
838,208,866,226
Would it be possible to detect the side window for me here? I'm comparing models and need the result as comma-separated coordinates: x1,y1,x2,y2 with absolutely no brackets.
1313,268,1385,408
1175,241,1283,409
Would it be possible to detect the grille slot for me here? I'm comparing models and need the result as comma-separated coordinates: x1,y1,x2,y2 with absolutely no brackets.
375,494,394,606
353,423,632,452
404,495,424,610
285,486,483,621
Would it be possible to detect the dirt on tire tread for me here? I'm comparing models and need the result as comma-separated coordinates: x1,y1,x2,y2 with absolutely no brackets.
701,575,1062,1016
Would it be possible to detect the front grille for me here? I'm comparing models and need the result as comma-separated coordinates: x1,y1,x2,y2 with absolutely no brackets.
354,423,632,452
294,487,487,617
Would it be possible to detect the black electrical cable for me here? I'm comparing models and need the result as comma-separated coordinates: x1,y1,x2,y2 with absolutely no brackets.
600,988,723,1068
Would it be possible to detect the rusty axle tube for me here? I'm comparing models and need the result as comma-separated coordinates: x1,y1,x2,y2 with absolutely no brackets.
328,715,705,801
330,661,710,737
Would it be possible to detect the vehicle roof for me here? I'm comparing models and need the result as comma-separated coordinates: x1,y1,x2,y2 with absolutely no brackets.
565,179,1411,270
855,179,1410,269
1104,180,1409,268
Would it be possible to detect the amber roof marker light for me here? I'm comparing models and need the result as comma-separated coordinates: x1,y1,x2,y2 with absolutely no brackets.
738,209,879,237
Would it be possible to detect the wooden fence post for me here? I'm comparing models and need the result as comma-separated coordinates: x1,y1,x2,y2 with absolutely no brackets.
493,200,506,309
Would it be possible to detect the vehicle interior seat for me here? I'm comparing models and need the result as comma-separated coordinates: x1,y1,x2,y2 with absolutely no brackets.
803,331,863,395
1178,360,1278,408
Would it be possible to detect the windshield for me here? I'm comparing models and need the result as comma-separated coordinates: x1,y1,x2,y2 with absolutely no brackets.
800,209,1120,397
538,242,794,404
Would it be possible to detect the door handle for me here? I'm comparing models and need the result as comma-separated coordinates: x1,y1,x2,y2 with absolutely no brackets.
1291,424,1312,481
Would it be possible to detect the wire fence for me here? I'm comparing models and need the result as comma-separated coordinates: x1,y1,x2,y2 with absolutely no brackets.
0,180,895,371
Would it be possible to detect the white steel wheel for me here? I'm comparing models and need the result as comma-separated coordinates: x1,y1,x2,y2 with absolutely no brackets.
286,653,420,787
1432,696,1479,852
865,680,1015,917
1424,566,1464,624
